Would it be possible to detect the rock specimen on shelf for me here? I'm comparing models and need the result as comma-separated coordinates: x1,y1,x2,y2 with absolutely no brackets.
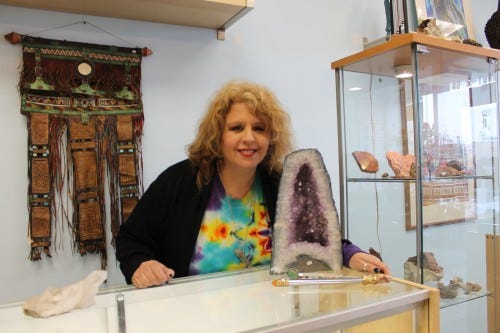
417,18,443,38
466,280,482,292
446,160,465,171
271,149,342,274
417,18,482,46
450,277,468,294
444,277,482,298
437,281,459,299
352,151,379,173
386,151,415,178
449,276,474,294
404,252,443,283
462,39,483,47
434,165,462,177
434,160,470,177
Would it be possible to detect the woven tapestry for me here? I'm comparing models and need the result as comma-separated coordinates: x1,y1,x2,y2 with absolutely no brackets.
19,36,145,269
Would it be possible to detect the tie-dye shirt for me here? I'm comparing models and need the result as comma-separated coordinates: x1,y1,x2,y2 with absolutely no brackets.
188,174,272,275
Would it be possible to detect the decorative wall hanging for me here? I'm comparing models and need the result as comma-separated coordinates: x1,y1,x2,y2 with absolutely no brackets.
5,32,152,269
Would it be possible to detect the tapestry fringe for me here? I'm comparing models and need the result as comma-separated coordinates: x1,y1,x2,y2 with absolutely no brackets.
49,116,70,251
133,114,144,199
104,117,120,246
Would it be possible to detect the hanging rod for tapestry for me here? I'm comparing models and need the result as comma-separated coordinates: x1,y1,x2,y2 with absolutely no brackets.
4,21,152,56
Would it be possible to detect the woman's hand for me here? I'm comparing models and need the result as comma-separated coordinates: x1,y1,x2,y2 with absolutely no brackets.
349,252,392,276
131,260,175,288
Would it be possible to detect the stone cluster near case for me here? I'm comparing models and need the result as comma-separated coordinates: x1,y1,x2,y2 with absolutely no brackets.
404,252,482,300
404,252,443,282
352,150,470,179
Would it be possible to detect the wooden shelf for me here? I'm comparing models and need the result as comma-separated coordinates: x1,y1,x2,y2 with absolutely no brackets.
0,0,254,40
331,33,500,77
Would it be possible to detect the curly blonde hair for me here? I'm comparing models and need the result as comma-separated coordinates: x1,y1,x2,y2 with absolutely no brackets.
187,80,293,188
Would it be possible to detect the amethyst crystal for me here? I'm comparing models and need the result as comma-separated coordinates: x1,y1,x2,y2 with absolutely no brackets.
271,149,342,274
292,164,329,246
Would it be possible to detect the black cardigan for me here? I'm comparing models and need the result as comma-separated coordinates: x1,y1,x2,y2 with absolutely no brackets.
115,159,280,284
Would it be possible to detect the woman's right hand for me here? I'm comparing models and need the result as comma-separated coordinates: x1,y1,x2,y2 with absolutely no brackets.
131,260,175,288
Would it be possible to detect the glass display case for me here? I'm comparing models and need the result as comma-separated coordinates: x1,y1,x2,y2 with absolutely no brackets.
331,33,500,333
0,266,438,332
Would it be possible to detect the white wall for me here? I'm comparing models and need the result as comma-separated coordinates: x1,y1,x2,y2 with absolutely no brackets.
0,0,389,304
0,0,496,308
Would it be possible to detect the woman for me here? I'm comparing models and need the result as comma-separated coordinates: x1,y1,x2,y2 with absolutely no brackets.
115,80,390,288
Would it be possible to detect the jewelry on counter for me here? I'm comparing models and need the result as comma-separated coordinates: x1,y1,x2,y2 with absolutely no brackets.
286,268,345,280
225,194,255,268
272,274,384,287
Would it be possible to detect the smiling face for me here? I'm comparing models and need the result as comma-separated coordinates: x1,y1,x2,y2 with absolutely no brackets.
221,102,271,174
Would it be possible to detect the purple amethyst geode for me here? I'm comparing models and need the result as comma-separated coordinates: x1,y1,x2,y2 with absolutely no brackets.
271,149,343,274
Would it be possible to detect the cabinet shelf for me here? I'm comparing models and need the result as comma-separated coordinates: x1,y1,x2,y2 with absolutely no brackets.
331,33,500,78
347,175,495,183
439,290,490,309
0,0,254,39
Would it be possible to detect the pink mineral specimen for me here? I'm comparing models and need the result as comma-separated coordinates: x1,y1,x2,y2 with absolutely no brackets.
352,151,379,173
386,151,415,178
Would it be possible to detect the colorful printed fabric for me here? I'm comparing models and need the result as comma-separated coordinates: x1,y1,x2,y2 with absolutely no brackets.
188,175,272,275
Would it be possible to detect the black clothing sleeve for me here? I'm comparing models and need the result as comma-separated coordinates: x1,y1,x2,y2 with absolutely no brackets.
115,160,211,283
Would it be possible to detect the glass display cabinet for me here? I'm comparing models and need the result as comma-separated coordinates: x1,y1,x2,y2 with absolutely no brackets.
331,33,500,333
0,266,438,332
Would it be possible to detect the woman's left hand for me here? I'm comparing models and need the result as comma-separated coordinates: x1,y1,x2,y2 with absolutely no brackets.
349,252,392,277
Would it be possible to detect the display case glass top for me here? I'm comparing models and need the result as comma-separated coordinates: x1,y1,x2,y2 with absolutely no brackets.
0,267,438,332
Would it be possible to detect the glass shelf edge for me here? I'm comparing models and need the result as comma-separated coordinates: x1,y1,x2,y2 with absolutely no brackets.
347,175,494,183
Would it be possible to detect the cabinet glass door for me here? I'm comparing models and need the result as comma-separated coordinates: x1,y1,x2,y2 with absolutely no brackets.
337,44,418,283
415,45,499,333
334,37,500,333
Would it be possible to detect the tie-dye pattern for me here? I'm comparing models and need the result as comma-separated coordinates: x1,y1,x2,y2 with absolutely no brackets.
188,175,272,275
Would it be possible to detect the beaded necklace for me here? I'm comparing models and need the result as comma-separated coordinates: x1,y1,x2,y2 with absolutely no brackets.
224,192,255,268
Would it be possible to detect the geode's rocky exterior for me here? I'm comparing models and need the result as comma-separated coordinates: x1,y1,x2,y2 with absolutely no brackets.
271,149,343,274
